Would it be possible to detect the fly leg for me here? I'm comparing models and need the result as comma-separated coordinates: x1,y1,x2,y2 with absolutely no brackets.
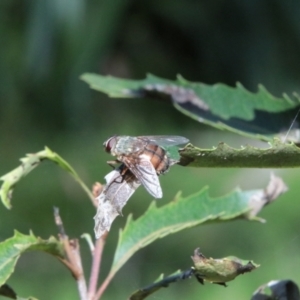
106,160,120,170
118,165,133,183
104,165,132,194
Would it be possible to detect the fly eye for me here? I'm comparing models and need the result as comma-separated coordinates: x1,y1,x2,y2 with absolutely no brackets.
104,136,117,153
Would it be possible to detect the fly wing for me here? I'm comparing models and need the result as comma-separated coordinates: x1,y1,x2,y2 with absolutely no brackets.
140,136,189,148
123,155,163,198
94,166,140,239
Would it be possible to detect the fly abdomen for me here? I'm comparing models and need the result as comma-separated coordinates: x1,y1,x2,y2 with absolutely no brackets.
144,144,170,174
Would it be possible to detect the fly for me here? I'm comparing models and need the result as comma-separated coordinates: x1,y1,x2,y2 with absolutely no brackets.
103,135,189,198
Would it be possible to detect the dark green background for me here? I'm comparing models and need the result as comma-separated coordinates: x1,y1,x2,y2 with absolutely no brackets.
1,1,300,299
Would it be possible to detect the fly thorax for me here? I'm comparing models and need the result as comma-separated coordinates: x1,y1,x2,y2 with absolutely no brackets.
114,136,140,155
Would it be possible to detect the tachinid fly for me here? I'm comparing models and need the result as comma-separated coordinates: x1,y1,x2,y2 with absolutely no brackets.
103,135,189,198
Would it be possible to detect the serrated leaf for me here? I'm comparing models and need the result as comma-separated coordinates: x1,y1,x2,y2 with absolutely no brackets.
108,175,286,278
179,139,300,168
191,248,259,285
81,73,300,141
0,147,93,209
0,231,64,287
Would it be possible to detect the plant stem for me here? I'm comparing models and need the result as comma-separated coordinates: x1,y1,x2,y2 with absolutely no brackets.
93,271,115,300
54,207,87,300
88,233,107,300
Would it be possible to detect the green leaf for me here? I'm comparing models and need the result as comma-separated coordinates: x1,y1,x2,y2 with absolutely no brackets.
0,231,64,287
163,145,183,162
108,175,285,278
191,249,259,285
0,147,93,209
129,249,259,299
179,139,300,168
81,73,300,141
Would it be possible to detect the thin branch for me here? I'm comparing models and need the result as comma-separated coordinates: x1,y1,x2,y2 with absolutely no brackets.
54,207,66,236
70,239,88,300
87,182,108,300
53,207,87,300
93,271,115,300
88,232,108,300
129,269,195,300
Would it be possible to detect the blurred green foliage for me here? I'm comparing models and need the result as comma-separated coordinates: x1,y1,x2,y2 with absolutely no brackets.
1,0,300,299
